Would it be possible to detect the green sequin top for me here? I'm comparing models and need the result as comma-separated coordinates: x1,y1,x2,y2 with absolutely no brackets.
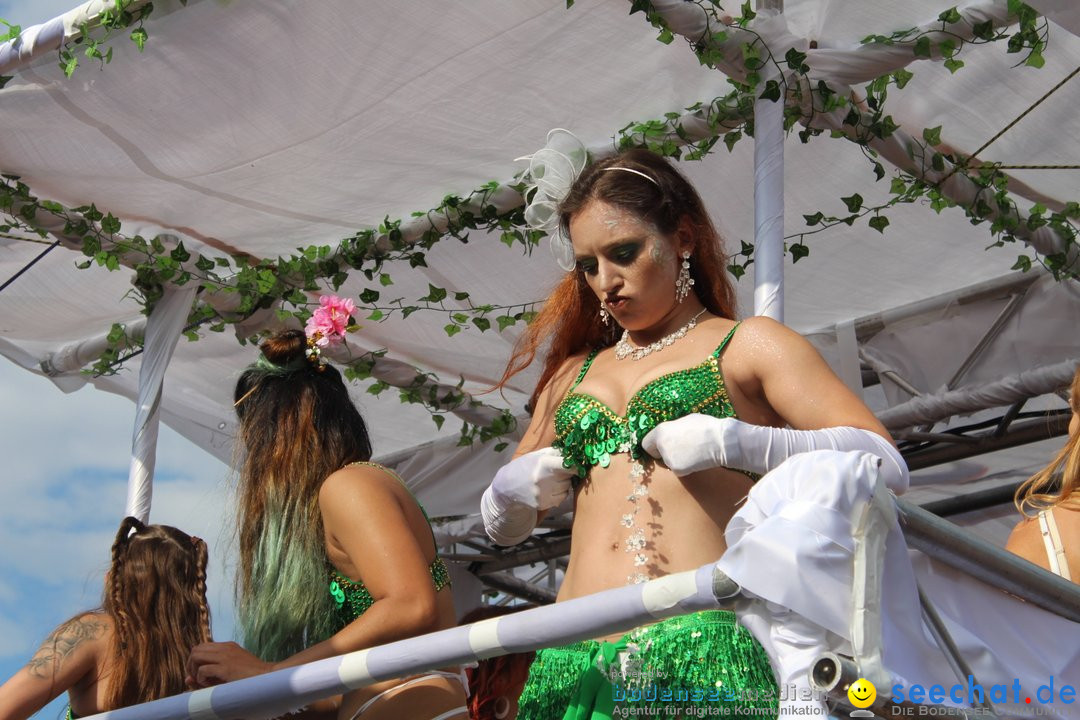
553,323,742,483
327,462,452,630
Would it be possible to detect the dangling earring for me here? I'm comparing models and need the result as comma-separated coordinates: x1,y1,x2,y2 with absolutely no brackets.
675,251,694,303
599,306,610,325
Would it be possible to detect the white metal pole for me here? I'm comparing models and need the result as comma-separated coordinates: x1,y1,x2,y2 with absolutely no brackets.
753,0,785,322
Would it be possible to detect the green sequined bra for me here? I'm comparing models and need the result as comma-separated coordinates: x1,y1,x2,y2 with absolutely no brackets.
553,323,741,482
327,463,452,629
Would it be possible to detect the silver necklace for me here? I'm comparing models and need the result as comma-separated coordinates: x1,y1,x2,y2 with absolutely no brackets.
614,308,707,361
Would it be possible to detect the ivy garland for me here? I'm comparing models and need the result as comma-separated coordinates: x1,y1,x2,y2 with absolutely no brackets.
619,0,1077,279
0,0,159,89
2,0,1077,450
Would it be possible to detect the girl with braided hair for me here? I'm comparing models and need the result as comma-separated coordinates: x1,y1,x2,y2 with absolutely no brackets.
0,516,212,719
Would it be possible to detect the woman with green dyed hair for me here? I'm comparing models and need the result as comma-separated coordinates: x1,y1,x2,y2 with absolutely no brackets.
187,328,468,720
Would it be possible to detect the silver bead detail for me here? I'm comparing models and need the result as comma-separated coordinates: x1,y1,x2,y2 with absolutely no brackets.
674,250,694,304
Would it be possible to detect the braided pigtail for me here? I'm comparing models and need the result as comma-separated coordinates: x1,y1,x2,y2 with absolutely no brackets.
108,517,143,652
192,536,213,643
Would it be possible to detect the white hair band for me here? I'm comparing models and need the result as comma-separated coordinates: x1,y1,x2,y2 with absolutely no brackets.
602,166,660,187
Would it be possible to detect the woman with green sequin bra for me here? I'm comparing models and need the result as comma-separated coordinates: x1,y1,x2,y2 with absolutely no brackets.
487,147,908,720
0,517,212,720
186,330,468,720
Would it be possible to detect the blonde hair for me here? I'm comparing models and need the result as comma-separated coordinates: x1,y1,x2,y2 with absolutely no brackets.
1014,366,1080,516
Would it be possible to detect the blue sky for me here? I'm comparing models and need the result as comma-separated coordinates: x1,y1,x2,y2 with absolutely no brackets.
1,6,236,718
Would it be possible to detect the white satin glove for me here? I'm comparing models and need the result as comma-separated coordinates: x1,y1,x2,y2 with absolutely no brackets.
641,414,909,493
481,447,576,546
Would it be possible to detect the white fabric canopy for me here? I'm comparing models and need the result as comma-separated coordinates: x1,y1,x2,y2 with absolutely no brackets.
1,0,1078,529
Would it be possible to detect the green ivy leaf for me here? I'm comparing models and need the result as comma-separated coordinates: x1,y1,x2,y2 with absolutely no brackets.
1011,255,1032,272
61,52,78,77
868,215,890,233
1025,52,1045,69
784,48,809,73
367,309,384,321
938,7,963,24
758,80,781,102
101,213,121,234
379,273,393,286
432,414,445,430
940,55,963,74
841,193,864,213
444,323,462,337
170,242,191,263
496,315,516,332
424,284,448,303
130,26,147,51
790,243,809,262
892,69,914,89
803,211,824,227
359,288,380,303
472,317,491,332
913,37,932,59
922,126,942,146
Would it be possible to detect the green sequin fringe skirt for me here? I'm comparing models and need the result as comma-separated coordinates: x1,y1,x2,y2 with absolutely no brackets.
516,610,778,719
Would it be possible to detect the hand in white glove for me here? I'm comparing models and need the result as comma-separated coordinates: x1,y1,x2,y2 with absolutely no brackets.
481,447,576,546
641,414,908,493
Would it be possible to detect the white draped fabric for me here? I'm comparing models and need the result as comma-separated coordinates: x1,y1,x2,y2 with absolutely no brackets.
2,0,1077,522
2,1,1080,681
124,285,196,522
720,451,1080,718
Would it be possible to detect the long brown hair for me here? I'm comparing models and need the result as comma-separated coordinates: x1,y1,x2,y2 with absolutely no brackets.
104,516,211,709
501,149,738,407
1015,366,1080,516
232,330,373,660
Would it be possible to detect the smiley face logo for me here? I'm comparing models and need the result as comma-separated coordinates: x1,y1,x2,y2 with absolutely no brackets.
848,678,876,709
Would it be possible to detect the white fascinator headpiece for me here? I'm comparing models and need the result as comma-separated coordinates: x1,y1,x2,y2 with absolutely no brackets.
516,129,588,272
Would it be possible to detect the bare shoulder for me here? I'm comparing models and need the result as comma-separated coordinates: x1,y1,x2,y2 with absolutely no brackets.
533,351,592,415
730,315,806,350
720,315,812,383
550,350,593,395
319,463,400,506
1004,514,1049,569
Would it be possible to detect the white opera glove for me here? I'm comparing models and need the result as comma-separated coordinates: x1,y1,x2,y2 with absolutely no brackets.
641,414,909,493
480,447,576,546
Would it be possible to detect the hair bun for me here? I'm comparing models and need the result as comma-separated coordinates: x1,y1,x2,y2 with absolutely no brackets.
260,330,307,366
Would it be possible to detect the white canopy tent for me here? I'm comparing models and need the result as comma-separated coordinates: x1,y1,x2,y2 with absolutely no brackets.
1,0,1078,613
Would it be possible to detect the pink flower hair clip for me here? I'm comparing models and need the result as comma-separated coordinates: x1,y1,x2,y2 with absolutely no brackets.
304,294,357,369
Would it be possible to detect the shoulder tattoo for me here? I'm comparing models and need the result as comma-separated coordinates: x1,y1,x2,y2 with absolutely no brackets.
25,615,108,679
